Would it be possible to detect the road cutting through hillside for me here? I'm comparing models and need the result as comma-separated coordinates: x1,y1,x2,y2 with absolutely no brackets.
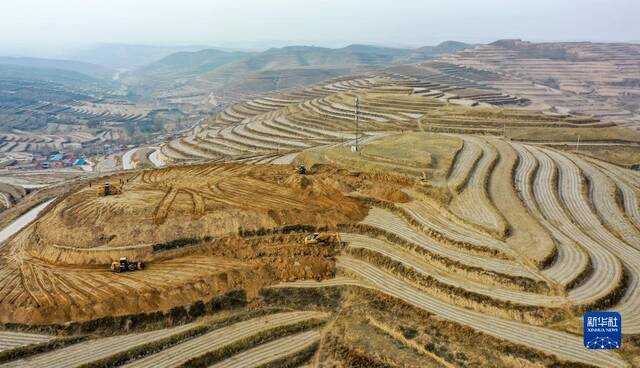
0,198,55,246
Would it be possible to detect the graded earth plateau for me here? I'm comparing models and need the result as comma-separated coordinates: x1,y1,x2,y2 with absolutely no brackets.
0,40,639,368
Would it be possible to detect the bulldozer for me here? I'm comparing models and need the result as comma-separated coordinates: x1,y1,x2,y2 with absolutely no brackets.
419,172,430,188
111,257,144,272
304,232,341,246
97,182,122,196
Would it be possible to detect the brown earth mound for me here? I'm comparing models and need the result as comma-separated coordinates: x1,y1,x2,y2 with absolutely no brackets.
36,164,366,249
2,234,336,324
0,163,413,325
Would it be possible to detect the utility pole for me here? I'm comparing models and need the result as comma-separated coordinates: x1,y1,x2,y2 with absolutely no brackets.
354,97,360,151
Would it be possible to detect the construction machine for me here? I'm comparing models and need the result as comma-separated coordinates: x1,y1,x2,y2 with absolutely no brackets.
304,232,341,245
419,172,430,188
111,257,144,272
297,165,307,175
97,183,122,196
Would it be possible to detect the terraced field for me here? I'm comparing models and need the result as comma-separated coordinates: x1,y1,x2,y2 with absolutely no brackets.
154,77,384,164
0,311,325,368
1,323,198,368
208,330,320,368
439,40,640,131
0,132,96,155
122,311,325,368
278,119,638,365
1,69,639,367
0,331,52,353
68,102,149,123
448,136,506,236
153,73,599,167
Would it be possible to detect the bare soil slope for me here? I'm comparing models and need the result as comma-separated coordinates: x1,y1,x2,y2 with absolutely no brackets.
0,164,384,324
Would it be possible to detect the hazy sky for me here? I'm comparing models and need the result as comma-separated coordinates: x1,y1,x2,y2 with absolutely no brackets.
0,0,638,55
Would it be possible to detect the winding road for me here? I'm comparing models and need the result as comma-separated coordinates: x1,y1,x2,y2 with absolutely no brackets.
0,198,55,246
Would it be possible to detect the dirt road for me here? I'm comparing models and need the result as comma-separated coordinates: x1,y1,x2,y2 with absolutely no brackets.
0,198,55,246
122,148,140,170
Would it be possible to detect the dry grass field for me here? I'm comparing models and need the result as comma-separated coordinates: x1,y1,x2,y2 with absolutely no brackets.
1,70,639,367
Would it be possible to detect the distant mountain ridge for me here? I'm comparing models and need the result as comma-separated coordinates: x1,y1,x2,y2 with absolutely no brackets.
124,41,470,96
65,44,210,69
0,63,105,88
418,41,471,54
146,41,470,73
0,56,113,79
139,49,248,78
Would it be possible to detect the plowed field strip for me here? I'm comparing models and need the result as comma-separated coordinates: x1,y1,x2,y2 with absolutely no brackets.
268,117,326,138
262,119,319,139
587,157,640,190
0,331,53,353
208,330,320,368
541,147,640,333
246,119,306,140
401,200,510,254
511,143,588,287
337,257,625,368
586,157,640,230
122,311,327,368
0,324,197,368
568,154,640,249
362,208,537,279
342,233,564,306
268,277,361,289
447,138,482,192
278,116,344,138
449,137,505,233
175,138,217,159
527,145,622,305
238,122,310,148
486,138,555,263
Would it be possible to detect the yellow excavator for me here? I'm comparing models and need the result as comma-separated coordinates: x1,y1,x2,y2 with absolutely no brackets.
97,182,122,196
419,172,430,188
304,232,341,245
111,257,144,272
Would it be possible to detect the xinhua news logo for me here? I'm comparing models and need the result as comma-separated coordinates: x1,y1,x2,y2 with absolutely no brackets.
584,311,621,350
